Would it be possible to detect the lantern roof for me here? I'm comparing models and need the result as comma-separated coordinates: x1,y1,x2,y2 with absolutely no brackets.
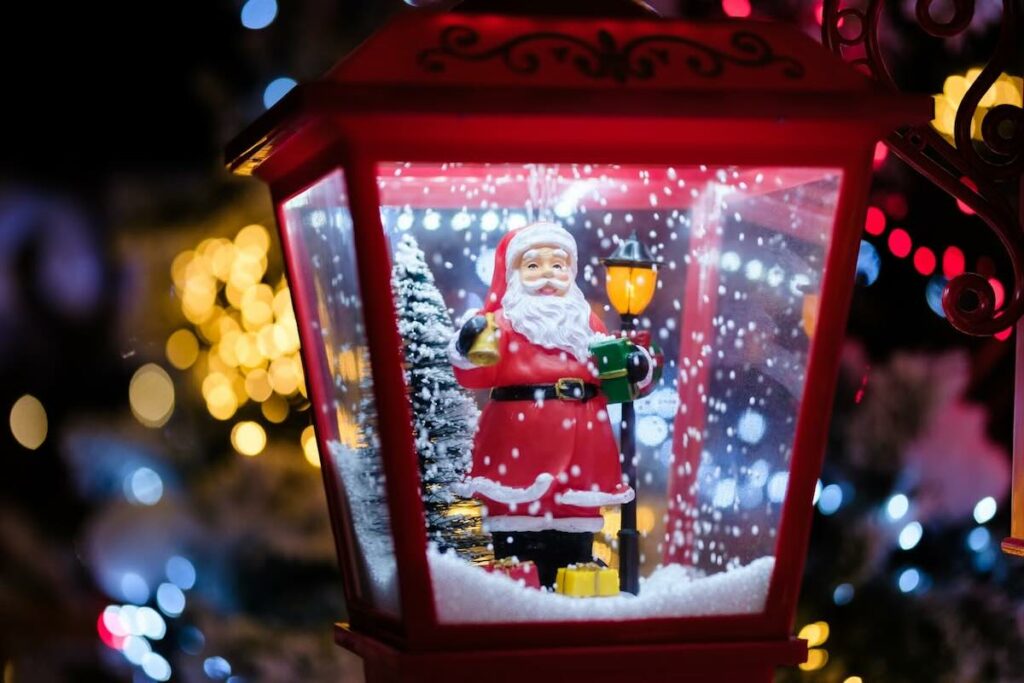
227,8,931,175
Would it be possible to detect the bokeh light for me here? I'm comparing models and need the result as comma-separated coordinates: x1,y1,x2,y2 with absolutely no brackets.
913,246,936,276
302,425,320,468
942,246,965,279
864,206,886,236
9,394,47,450
888,228,912,258
263,77,297,109
974,496,997,524
855,240,880,286
241,0,277,29
231,421,267,457
125,467,164,506
129,364,175,428
166,329,200,370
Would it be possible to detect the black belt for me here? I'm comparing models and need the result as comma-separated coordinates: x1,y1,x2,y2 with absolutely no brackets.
490,379,599,402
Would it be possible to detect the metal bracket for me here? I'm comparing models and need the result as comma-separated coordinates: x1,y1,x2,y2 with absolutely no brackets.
822,0,1023,336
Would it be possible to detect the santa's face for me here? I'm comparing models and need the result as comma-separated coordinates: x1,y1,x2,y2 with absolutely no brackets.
517,246,572,297
502,245,594,363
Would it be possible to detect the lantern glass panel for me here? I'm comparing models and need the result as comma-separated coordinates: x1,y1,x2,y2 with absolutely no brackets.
374,162,841,623
281,169,401,616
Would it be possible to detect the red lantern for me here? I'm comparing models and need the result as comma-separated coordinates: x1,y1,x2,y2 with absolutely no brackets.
227,2,929,681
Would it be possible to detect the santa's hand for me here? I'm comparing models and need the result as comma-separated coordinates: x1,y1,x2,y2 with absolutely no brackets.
626,349,650,383
456,315,489,357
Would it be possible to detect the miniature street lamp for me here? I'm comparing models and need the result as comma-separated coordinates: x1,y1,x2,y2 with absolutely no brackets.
601,231,658,595
226,0,931,680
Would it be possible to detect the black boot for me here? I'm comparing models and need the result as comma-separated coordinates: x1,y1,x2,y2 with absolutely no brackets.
492,530,594,588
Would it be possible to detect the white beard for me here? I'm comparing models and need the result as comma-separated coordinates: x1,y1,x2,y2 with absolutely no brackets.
501,273,595,363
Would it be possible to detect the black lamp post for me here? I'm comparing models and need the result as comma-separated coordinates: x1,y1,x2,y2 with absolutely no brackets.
601,231,658,595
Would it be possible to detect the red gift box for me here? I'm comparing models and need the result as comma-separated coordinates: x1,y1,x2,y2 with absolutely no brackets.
483,558,541,590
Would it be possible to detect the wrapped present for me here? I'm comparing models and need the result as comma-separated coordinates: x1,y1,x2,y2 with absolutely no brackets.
589,337,637,404
483,558,540,589
555,563,620,598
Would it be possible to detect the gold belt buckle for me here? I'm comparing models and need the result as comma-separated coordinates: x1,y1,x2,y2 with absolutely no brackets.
555,378,586,401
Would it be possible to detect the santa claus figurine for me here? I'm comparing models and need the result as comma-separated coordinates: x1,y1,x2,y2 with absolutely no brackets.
449,222,652,587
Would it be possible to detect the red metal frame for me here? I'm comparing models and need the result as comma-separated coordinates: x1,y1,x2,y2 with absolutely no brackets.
228,7,931,679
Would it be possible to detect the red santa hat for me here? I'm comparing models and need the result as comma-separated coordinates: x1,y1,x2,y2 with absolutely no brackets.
480,221,578,314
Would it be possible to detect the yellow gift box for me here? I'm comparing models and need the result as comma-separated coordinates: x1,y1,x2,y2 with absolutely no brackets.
555,563,619,598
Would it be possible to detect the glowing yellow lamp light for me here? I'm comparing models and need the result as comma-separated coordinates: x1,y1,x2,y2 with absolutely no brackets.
601,231,658,317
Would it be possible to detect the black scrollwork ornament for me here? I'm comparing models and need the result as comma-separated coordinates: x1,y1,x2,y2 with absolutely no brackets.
417,25,805,83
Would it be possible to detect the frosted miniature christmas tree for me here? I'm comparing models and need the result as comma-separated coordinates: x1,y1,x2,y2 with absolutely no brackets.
391,234,491,561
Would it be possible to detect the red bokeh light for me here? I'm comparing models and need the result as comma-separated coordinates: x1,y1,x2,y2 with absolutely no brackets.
872,142,889,169
813,0,824,24
913,247,936,276
957,176,978,215
96,613,124,651
989,277,1005,309
888,228,912,258
996,328,1013,341
942,246,965,279
865,206,886,236
884,193,908,220
722,0,752,17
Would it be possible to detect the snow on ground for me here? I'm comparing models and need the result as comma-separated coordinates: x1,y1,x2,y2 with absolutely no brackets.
428,546,774,623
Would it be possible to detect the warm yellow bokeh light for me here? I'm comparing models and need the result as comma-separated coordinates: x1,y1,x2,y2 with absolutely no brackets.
235,224,271,254
301,425,320,467
934,70,1023,143
231,421,267,456
601,507,622,536
269,356,300,395
166,329,200,370
636,505,656,534
244,368,274,402
798,648,828,671
207,384,239,421
10,394,47,450
798,621,830,648
261,394,290,423
129,364,175,428
843,677,864,683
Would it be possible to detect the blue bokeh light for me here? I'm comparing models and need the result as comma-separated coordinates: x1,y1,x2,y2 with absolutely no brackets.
818,484,843,515
263,77,297,109
204,656,233,680
925,275,949,318
241,0,277,29
833,582,854,605
856,240,881,286
166,556,196,590
967,526,991,552
898,567,921,593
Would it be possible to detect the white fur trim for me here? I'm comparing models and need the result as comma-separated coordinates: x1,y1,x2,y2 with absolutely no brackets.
485,515,604,533
557,487,636,507
452,473,554,504
505,223,578,277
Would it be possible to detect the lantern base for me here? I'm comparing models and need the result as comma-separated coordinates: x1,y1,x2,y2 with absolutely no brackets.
1002,537,1024,557
336,623,806,683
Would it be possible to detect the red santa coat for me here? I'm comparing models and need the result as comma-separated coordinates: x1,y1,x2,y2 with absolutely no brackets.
452,310,633,533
